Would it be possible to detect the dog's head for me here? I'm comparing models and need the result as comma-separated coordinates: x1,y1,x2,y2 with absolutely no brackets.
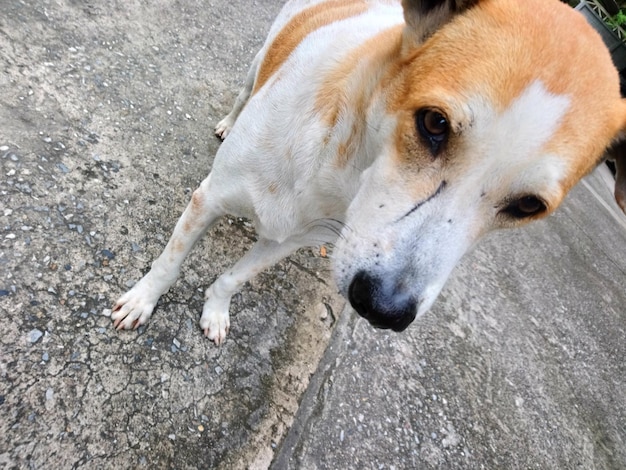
334,0,626,331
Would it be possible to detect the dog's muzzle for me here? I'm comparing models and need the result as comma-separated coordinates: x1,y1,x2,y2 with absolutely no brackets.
348,271,417,332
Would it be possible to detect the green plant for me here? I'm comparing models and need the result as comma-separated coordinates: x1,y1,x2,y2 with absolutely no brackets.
608,9,626,27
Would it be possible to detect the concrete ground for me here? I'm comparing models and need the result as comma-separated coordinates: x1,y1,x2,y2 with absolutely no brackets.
0,1,624,469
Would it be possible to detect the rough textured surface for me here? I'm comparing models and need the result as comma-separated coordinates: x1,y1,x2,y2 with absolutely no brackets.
1,1,625,469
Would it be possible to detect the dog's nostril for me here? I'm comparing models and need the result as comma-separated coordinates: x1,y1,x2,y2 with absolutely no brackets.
348,270,417,332
348,271,375,316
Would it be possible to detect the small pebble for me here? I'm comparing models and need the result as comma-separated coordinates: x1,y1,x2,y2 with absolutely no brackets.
197,425,204,432
173,338,181,348
102,308,112,317
28,329,44,343
42,352,49,361
168,434,175,441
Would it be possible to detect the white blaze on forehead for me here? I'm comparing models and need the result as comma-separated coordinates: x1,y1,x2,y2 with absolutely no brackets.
498,80,571,150
463,80,571,197
470,80,571,156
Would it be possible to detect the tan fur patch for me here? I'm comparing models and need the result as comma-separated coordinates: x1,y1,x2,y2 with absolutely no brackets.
253,0,368,94
312,25,403,168
315,25,403,128
191,190,204,211
172,238,185,254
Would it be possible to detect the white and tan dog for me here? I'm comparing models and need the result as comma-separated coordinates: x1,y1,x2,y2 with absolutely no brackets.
111,0,626,344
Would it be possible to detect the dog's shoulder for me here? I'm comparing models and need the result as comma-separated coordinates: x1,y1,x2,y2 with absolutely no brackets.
253,0,403,94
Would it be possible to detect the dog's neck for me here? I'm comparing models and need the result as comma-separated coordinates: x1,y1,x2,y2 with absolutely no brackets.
316,25,406,173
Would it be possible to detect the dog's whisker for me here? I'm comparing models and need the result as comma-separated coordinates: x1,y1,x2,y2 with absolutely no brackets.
323,222,348,239
303,218,349,240
305,225,343,241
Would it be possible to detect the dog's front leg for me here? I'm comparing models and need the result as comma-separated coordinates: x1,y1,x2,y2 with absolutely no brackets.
111,175,223,330
201,237,300,345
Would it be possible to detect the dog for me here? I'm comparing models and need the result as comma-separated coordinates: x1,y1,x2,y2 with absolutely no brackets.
110,0,626,345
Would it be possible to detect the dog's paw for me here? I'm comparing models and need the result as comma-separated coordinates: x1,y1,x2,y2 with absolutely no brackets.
200,293,231,346
214,116,234,140
200,308,230,346
110,280,160,331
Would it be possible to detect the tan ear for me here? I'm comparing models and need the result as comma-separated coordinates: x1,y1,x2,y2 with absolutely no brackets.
607,100,626,214
608,140,626,213
401,0,480,48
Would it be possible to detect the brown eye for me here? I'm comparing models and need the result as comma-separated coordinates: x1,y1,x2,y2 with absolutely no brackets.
502,196,547,219
423,110,448,136
416,109,449,156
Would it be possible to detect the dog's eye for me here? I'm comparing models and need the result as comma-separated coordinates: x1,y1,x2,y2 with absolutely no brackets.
416,109,449,156
501,196,547,219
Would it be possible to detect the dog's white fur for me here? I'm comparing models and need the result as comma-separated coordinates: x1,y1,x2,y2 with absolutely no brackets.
111,0,626,344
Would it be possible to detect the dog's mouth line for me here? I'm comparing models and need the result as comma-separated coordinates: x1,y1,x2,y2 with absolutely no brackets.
396,180,447,223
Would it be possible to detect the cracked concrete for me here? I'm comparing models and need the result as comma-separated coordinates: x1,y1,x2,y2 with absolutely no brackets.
1,1,625,469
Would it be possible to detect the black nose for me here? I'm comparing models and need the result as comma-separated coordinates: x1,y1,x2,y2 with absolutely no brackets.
348,271,417,332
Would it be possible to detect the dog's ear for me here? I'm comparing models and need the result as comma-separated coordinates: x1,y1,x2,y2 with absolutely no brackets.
605,101,626,214
401,0,480,47
607,139,626,213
